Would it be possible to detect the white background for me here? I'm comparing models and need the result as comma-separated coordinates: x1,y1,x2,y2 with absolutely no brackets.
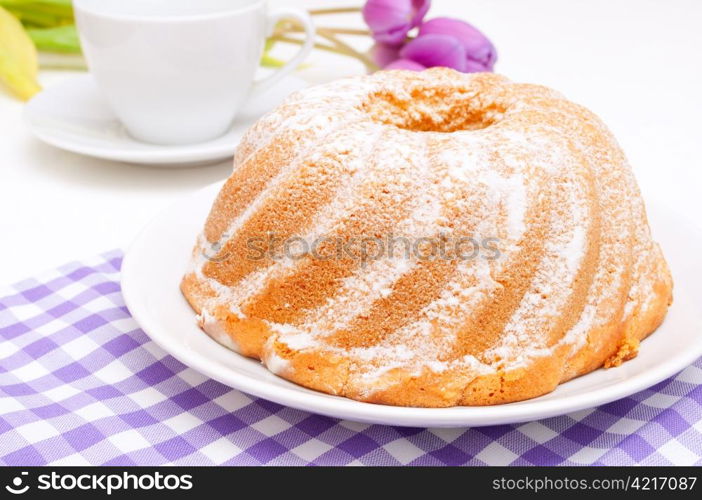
1,0,701,285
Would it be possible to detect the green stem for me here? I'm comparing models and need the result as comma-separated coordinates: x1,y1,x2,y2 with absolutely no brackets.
272,33,377,72
270,35,347,57
314,26,370,36
317,28,378,72
308,6,362,16
37,52,86,71
276,21,369,38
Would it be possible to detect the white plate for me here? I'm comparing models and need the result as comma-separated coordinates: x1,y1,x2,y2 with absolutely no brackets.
24,75,307,167
122,182,702,427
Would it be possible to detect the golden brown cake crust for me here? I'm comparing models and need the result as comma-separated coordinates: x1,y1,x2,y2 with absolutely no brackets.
181,69,673,407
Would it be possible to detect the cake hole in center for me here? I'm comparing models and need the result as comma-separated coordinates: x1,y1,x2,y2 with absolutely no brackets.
361,88,504,133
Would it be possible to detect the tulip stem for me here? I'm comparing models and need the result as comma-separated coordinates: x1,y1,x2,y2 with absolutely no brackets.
37,52,87,71
271,34,375,72
308,7,363,16
273,20,379,73
318,27,371,36
317,28,379,72
270,35,338,53
277,24,370,37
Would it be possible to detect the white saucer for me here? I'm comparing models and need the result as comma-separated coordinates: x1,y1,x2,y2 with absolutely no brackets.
24,75,308,167
122,182,702,427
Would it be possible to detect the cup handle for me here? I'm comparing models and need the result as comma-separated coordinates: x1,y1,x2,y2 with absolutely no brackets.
249,8,315,98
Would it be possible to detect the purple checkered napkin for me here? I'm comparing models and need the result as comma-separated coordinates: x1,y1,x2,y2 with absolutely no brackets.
1,250,701,465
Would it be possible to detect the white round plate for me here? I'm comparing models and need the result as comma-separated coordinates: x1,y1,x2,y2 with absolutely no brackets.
24,75,307,167
122,182,702,427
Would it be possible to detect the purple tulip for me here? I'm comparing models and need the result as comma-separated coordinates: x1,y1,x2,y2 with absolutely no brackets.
399,33,467,71
463,59,491,73
384,58,427,71
418,17,496,70
369,43,401,68
362,0,431,46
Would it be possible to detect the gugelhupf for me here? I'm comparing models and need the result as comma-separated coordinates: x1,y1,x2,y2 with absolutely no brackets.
181,69,672,407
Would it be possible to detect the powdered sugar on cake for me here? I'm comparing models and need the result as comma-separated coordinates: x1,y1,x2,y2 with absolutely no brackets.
181,69,672,406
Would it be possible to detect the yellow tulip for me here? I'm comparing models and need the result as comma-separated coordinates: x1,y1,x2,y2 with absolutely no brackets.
0,5,41,101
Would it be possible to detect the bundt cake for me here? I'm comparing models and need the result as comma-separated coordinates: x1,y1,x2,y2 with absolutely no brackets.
181,68,672,407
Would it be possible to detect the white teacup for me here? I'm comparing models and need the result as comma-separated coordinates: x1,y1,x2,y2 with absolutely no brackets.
74,0,315,145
